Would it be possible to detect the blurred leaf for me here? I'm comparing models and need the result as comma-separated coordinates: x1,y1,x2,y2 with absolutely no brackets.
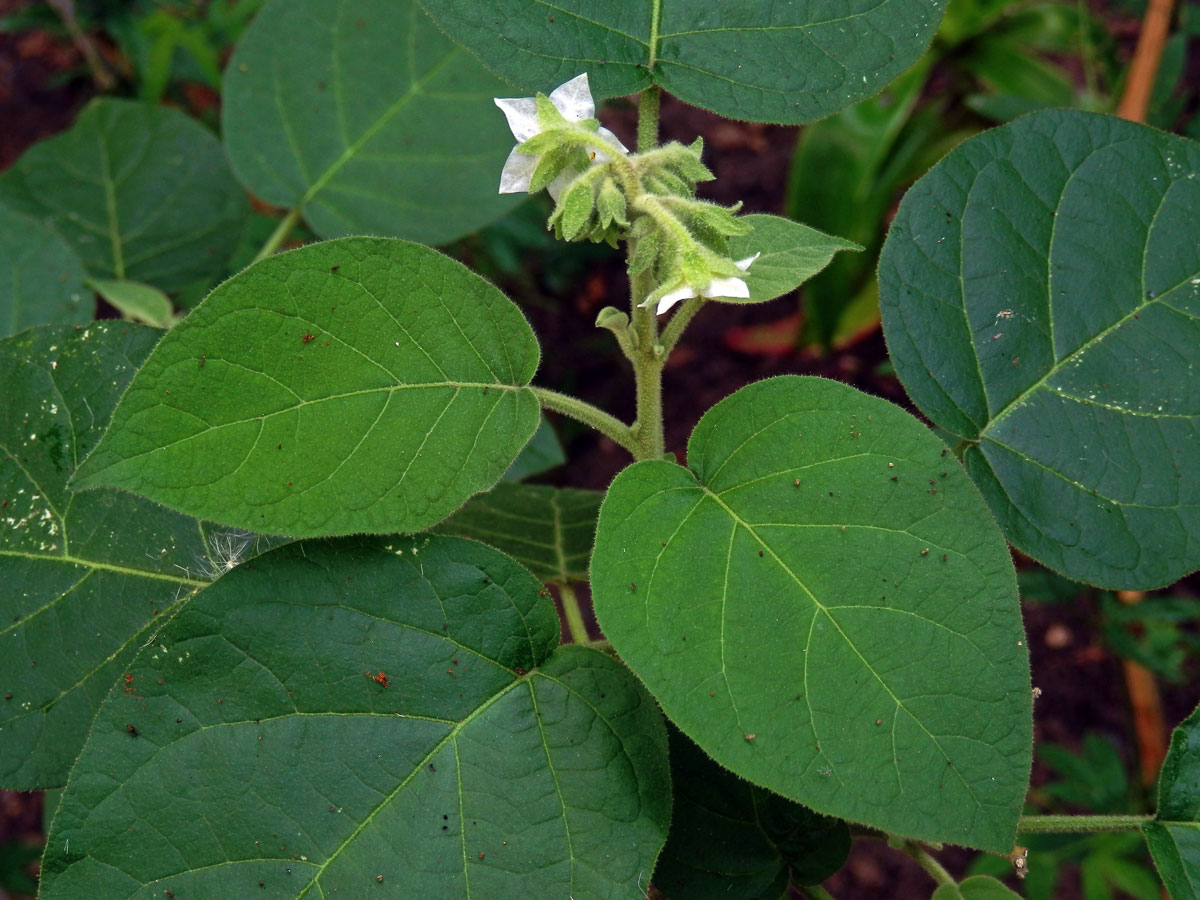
1039,734,1132,813
932,874,1023,899
222,0,522,245
0,98,249,292
502,416,565,482
85,278,173,327
0,203,90,337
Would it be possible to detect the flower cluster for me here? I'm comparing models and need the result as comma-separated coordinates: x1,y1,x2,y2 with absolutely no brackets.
495,74,757,314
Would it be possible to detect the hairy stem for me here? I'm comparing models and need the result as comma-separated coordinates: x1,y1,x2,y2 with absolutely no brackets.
252,207,303,264
1018,814,1154,834
900,841,955,887
530,386,636,454
637,85,661,153
558,583,590,644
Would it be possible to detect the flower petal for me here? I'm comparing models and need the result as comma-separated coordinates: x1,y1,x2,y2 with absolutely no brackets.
704,275,750,300
546,168,579,201
654,284,697,315
494,96,540,142
735,253,761,272
548,73,595,122
597,126,630,156
498,147,537,193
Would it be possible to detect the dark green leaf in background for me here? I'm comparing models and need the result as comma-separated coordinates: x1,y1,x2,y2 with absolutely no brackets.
435,483,602,585
72,237,541,537
417,0,948,123
0,98,249,293
727,214,862,305
502,415,566,482
879,110,1200,589
223,0,523,245
1144,703,1200,899
654,725,850,900
592,376,1031,851
0,323,276,789
39,536,671,900
0,204,90,338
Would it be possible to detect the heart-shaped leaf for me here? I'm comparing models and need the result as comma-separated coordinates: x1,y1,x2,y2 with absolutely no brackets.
417,0,947,123
878,109,1200,589
72,237,541,537
592,376,1031,851
39,535,671,900
728,214,862,305
653,725,850,900
0,323,280,789
0,98,249,292
435,483,602,585
223,0,523,245
0,204,90,337
1144,703,1200,899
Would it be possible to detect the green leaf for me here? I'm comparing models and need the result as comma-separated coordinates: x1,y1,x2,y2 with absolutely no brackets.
0,323,280,789
72,237,541,538
878,109,1200,590
223,0,522,246
1144,703,1200,899
932,875,1024,899
591,376,1031,851
502,415,565,482
726,214,862,305
0,204,90,337
0,98,249,292
39,536,671,900
417,0,948,124
653,725,849,900
435,483,602,585
86,278,174,328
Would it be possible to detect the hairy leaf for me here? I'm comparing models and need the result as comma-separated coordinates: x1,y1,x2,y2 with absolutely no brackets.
0,98,248,292
417,0,947,123
435,483,602,585
727,214,862,305
223,0,522,245
72,238,541,537
879,109,1200,589
932,875,1024,899
39,536,671,900
592,376,1031,851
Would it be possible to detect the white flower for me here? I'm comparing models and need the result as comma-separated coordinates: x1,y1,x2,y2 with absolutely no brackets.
494,73,628,198
644,254,761,315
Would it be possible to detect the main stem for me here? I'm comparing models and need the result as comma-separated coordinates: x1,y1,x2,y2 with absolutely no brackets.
627,86,667,462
